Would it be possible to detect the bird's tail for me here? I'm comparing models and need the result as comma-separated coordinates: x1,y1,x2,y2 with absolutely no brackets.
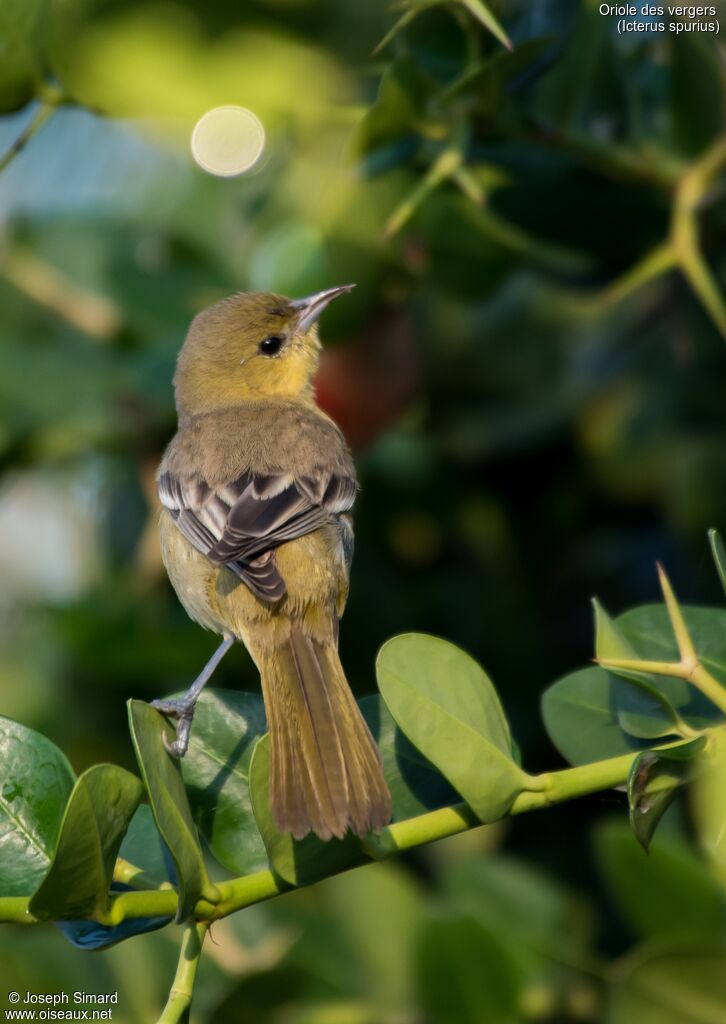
257,624,392,840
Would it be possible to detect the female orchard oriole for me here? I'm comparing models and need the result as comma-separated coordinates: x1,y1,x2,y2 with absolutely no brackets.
152,285,392,841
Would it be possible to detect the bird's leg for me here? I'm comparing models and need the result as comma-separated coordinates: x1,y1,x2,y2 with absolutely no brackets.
151,636,236,757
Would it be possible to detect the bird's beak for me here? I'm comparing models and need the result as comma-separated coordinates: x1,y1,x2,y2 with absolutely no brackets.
290,284,356,333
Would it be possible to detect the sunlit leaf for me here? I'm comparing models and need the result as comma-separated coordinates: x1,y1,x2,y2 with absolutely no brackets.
377,633,527,822
359,694,458,820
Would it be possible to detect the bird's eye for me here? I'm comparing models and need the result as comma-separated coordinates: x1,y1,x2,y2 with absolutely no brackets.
258,334,285,357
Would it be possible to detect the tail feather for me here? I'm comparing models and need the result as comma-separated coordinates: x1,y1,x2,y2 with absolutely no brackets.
259,626,392,840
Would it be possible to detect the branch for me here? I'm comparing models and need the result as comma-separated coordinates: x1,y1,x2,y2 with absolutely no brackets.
0,741,688,927
157,921,208,1024
0,87,66,174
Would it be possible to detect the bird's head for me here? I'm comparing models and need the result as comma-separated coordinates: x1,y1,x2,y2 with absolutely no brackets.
173,285,355,414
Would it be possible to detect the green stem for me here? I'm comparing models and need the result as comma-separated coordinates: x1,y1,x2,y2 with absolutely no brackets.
157,921,208,1024
0,738,698,928
113,857,170,891
0,91,64,174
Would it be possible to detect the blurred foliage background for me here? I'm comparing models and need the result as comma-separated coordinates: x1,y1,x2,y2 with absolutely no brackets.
1,0,725,1020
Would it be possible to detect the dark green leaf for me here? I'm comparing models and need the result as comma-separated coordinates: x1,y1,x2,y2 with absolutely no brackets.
416,913,521,1024
594,819,726,940
29,764,143,921
669,34,726,156
441,856,593,991
0,717,74,897
377,633,526,822
179,688,268,876
709,529,726,598
617,605,726,722
628,738,706,852
607,940,726,1024
119,803,172,886
0,0,46,113
127,700,218,921
542,667,651,766
359,694,458,821
248,735,362,887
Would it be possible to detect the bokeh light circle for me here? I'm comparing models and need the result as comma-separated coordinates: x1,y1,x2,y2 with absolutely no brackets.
190,106,265,177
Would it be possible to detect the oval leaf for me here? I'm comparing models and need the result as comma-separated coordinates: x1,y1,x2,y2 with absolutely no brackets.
0,716,75,897
542,667,652,766
128,700,218,921
595,599,684,740
607,941,726,1024
0,0,46,113
248,735,362,886
359,694,458,821
29,764,143,921
617,605,726,711
179,688,268,876
376,634,526,822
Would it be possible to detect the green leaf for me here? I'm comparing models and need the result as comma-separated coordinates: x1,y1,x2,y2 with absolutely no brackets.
127,700,218,921
708,529,726,598
594,819,726,940
628,738,706,853
442,856,592,982
416,913,521,1024
669,33,726,157
29,765,143,921
544,605,726,765
179,689,268,876
542,667,650,766
0,716,75,897
118,803,172,886
376,633,527,822
442,36,555,110
617,604,726,722
594,598,683,740
0,0,47,113
374,0,511,56
607,940,726,1024
318,862,424,1013
359,695,458,821
248,735,362,887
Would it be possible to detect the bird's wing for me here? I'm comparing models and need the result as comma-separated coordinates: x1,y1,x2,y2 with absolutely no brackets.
158,469,356,601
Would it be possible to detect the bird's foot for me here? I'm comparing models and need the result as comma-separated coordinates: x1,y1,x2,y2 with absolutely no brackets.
150,697,196,757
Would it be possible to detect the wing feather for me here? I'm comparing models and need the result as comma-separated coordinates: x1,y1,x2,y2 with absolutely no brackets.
158,468,356,603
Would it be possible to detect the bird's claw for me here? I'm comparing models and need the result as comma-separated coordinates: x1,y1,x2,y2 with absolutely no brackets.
151,698,195,758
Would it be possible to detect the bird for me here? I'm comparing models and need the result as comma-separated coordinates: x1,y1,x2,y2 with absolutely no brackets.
151,284,392,841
